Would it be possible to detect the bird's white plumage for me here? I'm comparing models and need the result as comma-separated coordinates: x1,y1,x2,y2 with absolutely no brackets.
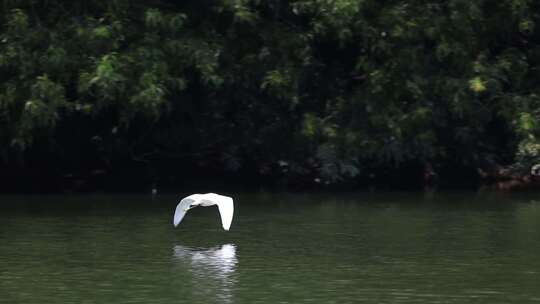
173,198,194,227
173,193,234,230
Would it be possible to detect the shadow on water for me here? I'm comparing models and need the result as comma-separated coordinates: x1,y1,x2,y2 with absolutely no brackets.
172,244,237,304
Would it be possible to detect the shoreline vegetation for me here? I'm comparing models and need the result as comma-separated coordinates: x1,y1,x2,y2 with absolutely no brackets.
2,162,540,193
2,1,540,193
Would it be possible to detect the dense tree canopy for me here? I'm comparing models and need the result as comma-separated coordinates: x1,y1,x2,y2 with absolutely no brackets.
1,0,540,191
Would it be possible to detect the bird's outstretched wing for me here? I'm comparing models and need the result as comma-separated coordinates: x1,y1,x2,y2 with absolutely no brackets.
173,198,194,227
214,195,234,231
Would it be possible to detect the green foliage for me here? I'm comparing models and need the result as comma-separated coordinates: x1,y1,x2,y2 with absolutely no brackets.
7,9,28,33
2,0,540,187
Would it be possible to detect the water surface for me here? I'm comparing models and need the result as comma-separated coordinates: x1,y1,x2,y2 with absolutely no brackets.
1,192,540,303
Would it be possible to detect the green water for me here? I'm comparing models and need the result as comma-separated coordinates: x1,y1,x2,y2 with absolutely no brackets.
1,192,540,303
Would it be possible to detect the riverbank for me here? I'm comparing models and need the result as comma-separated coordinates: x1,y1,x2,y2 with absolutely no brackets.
3,161,539,194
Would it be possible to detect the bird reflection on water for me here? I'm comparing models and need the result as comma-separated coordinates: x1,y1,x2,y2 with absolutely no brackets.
172,244,237,303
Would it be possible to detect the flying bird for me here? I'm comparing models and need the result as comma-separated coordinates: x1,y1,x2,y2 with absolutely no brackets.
173,193,234,230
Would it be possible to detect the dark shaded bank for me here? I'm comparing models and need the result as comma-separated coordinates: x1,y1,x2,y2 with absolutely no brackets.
3,158,535,194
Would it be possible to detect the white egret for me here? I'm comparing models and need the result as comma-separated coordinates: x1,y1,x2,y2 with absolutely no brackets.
173,193,234,230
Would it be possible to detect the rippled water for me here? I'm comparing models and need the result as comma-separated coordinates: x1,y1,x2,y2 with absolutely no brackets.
1,192,540,303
